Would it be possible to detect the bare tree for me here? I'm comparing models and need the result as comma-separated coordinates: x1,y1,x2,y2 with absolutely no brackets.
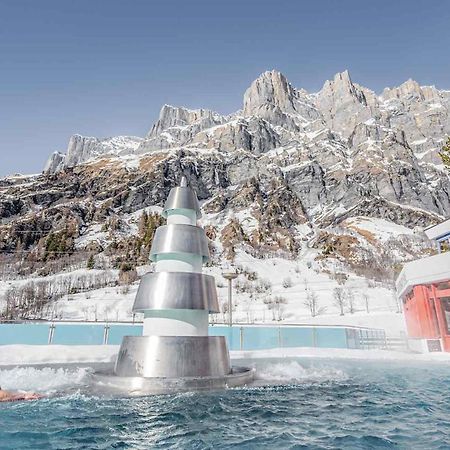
81,305,90,321
264,296,276,321
333,287,346,316
104,304,113,323
273,295,287,321
119,263,138,285
304,290,319,317
255,278,272,294
346,288,356,314
220,300,229,324
393,291,402,313
303,277,309,291
362,292,370,313
243,296,253,323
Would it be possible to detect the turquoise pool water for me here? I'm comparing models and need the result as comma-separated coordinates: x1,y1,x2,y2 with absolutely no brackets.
0,358,449,449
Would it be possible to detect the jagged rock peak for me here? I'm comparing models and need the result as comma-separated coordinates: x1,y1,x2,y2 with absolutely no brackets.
147,104,226,138
381,78,425,101
44,151,66,173
334,69,352,84
42,134,143,173
319,70,366,103
318,70,351,94
243,70,298,116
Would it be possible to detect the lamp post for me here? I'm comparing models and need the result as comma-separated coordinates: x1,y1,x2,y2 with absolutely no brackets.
222,271,238,327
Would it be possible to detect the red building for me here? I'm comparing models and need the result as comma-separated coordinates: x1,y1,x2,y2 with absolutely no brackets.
396,218,450,352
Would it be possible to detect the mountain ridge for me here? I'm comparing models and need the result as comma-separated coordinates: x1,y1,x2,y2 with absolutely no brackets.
44,69,450,174
1,69,449,290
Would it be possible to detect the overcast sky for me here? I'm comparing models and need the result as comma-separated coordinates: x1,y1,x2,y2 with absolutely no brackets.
1,0,450,176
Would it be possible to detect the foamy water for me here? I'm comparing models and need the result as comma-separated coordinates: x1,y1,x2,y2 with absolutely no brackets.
0,367,91,394
256,360,348,384
0,360,347,395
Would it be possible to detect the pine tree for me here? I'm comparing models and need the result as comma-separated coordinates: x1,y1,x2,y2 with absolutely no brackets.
87,254,95,270
439,136,450,169
138,211,148,236
142,213,163,248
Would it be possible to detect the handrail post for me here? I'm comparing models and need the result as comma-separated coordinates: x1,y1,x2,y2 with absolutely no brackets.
48,323,55,345
239,327,243,351
103,323,110,345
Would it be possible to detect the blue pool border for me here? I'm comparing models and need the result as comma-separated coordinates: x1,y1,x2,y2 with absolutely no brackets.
0,322,386,350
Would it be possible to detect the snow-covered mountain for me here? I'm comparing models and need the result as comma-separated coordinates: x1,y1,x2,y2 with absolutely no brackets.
45,135,143,172
1,70,449,329
44,70,450,225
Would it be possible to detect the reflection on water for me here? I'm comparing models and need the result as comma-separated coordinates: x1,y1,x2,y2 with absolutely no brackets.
1,358,450,449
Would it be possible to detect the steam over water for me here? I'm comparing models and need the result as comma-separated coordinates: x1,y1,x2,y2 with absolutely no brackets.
1,358,449,449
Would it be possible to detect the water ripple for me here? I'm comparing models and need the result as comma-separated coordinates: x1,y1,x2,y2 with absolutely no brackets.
1,358,450,449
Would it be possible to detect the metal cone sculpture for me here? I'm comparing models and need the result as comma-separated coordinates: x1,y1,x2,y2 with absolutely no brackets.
113,177,250,386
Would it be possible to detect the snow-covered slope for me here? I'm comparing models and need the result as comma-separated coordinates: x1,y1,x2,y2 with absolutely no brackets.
42,247,405,336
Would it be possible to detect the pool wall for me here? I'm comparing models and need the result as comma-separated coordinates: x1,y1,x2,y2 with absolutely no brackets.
0,322,386,350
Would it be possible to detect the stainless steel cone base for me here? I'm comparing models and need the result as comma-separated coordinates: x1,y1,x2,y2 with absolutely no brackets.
114,336,231,378
95,366,255,396
110,335,255,394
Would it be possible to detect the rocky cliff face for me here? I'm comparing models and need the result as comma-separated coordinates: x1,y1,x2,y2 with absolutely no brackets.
45,134,143,171
3,70,449,280
44,70,450,182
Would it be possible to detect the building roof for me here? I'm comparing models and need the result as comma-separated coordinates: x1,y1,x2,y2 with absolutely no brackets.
424,218,450,242
396,251,450,298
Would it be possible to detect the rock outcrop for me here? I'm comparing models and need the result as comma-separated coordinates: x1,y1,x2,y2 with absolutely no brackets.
44,134,143,172
2,70,449,280
44,151,66,173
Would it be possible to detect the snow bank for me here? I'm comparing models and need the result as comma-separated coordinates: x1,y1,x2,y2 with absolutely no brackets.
0,345,119,366
291,311,406,336
231,347,450,362
1,344,450,369
343,216,414,242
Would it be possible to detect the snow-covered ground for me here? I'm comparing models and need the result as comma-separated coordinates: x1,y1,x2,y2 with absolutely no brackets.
342,216,415,242
0,250,405,335
51,283,138,322
0,345,118,366
232,347,450,363
41,250,404,336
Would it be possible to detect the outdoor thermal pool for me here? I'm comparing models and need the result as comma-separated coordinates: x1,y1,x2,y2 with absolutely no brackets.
0,357,449,449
